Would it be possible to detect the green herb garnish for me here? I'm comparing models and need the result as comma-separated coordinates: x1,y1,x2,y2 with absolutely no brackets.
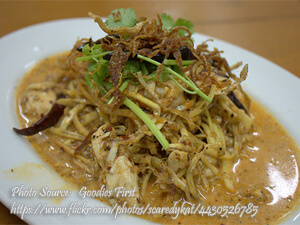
160,13,194,36
137,54,212,103
123,98,169,149
163,59,195,66
76,8,212,150
77,44,170,150
105,8,137,28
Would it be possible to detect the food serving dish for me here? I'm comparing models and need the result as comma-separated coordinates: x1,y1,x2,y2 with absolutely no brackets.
0,18,299,224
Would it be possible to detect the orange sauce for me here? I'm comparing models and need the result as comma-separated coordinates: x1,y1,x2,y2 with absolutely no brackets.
15,53,300,224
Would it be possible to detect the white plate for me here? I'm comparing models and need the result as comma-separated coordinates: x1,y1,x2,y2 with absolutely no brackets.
0,18,299,225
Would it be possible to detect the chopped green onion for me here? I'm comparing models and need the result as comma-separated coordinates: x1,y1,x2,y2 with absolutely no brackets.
137,54,212,103
76,49,170,149
106,79,170,149
107,79,131,105
123,98,169,150
168,76,197,95
163,59,195,66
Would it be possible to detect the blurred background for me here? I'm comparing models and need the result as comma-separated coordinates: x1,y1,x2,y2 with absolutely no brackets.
0,0,299,224
1,0,299,76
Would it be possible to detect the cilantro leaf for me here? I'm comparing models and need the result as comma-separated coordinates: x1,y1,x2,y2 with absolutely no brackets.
85,59,111,95
91,44,105,54
160,70,170,82
124,60,140,79
105,8,137,28
81,44,105,56
85,74,94,89
174,18,194,36
148,70,170,82
82,44,91,56
160,13,174,30
160,13,194,36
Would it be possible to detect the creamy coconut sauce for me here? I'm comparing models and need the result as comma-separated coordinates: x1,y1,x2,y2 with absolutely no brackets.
15,53,300,224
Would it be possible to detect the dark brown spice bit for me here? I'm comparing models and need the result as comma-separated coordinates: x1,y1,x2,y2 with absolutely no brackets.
108,45,128,87
227,91,248,114
74,129,97,155
13,103,65,136
112,10,121,22
103,46,195,63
